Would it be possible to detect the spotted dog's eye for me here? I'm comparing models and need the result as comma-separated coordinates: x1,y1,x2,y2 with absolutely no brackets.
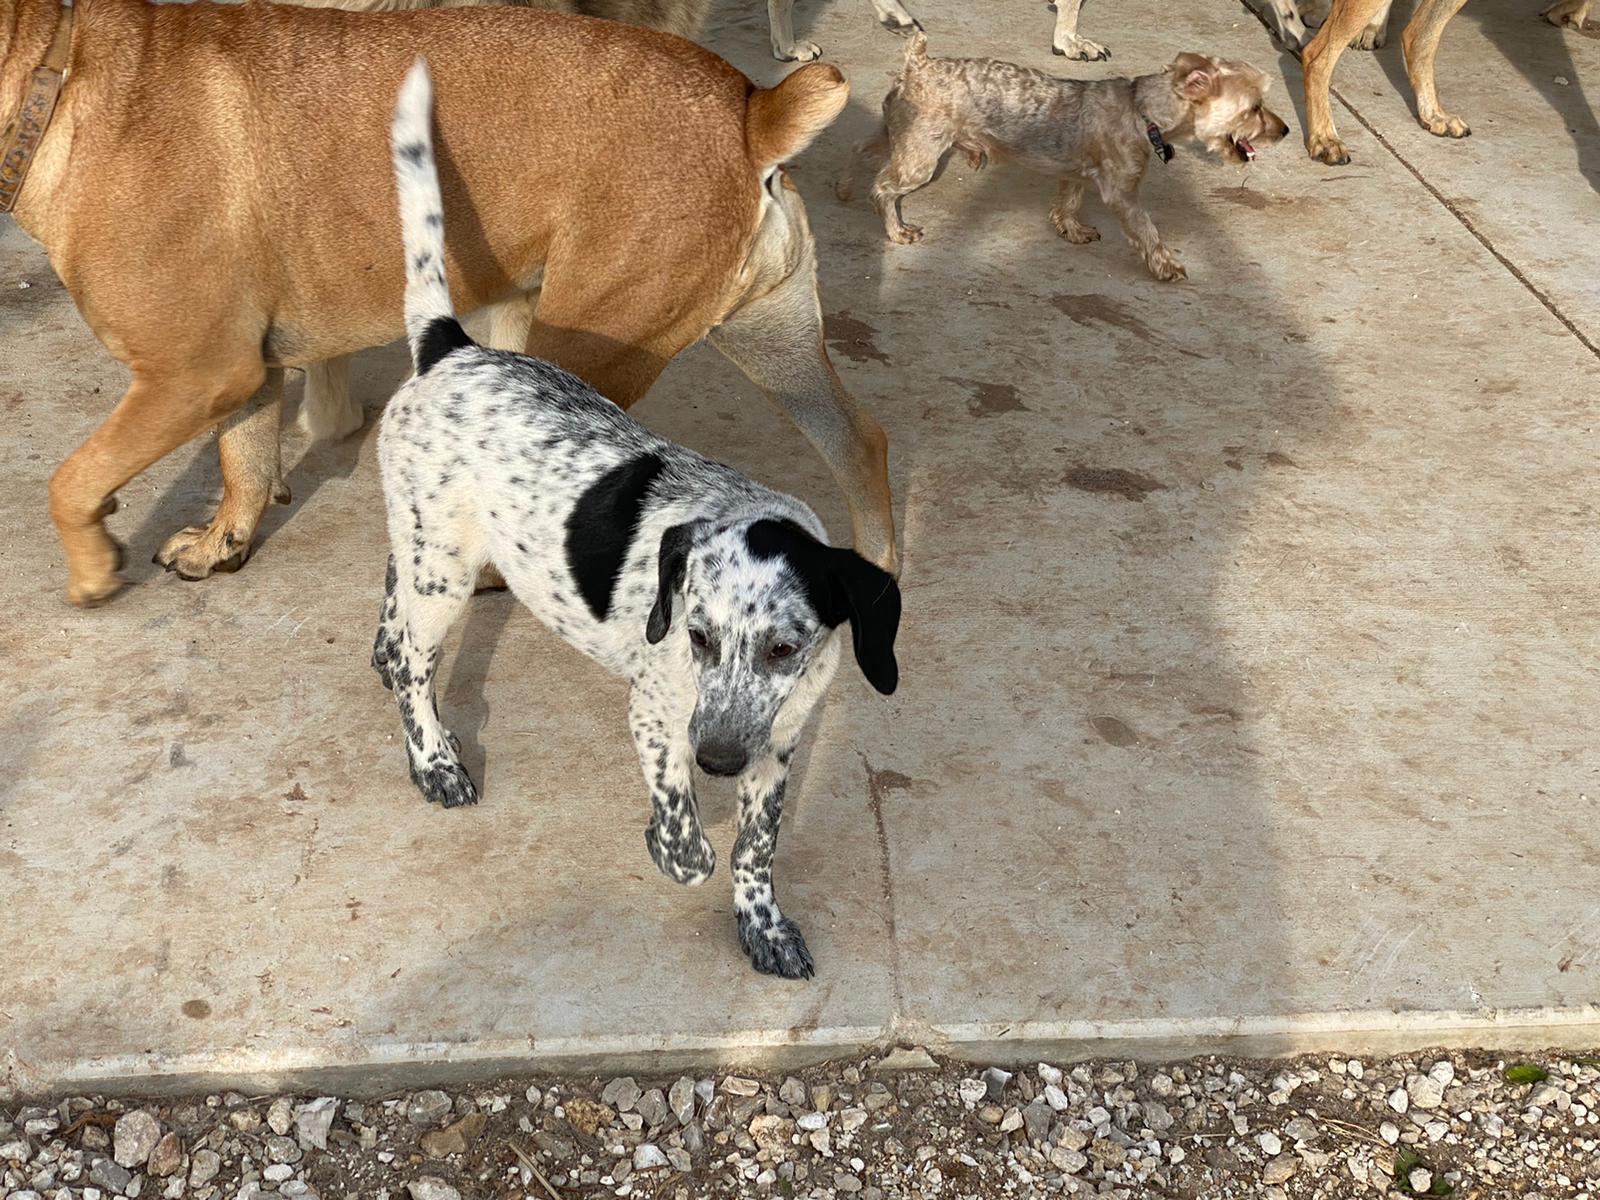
767,642,796,662
688,628,709,650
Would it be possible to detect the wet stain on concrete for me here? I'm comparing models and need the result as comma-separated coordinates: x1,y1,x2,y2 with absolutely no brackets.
1049,293,1203,359
824,311,892,366
862,758,914,1006
1264,451,1301,469
1062,465,1166,501
168,743,191,769
1090,716,1139,747
940,375,1028,418
181,999,211,1019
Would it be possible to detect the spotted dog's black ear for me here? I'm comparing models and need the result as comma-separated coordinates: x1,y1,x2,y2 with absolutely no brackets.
646,522,697,644
829,549,901,695
747,520,902,695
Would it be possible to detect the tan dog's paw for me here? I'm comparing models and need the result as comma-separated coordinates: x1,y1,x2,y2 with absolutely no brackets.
1421,111,1470,139
155,521,254,580
1307,132,1352,165
1053,35,1110,61
66,537,126,608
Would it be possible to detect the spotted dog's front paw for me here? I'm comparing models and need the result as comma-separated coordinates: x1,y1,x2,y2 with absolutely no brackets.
410,756,478,808
646,821,716,886
739,912,815,980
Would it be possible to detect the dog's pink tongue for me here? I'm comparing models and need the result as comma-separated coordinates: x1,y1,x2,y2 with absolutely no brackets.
1238,136,1257,161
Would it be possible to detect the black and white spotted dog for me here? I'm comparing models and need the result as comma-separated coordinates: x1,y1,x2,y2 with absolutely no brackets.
373,62,902,979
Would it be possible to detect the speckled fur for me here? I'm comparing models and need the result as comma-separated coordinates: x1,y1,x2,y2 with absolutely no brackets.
856,35,1290,281
374,63,900,979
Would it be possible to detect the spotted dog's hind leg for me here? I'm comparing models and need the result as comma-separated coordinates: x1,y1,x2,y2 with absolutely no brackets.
630,682,716,885
387,517,483,809
372,555,401,690
732,749,812,979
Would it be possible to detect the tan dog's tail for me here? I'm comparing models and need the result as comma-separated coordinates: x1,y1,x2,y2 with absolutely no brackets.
746,63,849,168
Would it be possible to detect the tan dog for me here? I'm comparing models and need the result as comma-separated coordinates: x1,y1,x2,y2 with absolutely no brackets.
1299,0,1591,164
853,36,1289,281
1299,0,1467,163
2,0,896,607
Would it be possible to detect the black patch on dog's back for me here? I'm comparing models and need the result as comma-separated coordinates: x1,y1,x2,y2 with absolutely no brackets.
567,453,666,622
416,316,473,375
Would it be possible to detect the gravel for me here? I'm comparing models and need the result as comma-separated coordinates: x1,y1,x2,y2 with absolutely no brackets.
2,1049,1597,1199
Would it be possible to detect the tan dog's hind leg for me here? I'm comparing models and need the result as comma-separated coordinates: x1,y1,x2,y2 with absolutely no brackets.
1402,0,1472,138
486,292,537,352
1351,0,1394,48
1051,178,1100,244
1301,0,1391,164
710,266,897,576
48,360,267,606
1545,0,1593,28
1050,0,1110,61
297,357,364,443
154,370,291,580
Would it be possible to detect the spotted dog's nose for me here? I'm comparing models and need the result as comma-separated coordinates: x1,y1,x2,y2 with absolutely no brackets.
696,743,749,777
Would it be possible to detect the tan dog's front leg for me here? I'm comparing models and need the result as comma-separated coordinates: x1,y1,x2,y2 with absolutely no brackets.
48,362,267,606
1097,180,1185,281
154,370,291,580
1402,0,1472,138
1301,0,1393,163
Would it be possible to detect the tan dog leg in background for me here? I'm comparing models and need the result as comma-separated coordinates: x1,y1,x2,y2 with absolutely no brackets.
1402,0,1472,138
1544,0,1594,27
48,358,267,606
1051,0,1110,61
709,255,896,576
1301,0,1393,164
297,358,364,443
153,372,292,579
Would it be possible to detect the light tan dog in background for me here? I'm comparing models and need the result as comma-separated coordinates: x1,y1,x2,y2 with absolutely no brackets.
2,0,897,607
852,35,1289,280
1290,0,1591,165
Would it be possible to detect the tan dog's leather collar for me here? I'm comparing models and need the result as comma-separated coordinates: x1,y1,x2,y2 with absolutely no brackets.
0,0,75,213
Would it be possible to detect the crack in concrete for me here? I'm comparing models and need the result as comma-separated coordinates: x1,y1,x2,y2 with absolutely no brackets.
861,756,912,1012
1330,86,1600,360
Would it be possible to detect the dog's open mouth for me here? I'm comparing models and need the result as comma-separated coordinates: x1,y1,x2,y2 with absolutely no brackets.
1232,135,1257,162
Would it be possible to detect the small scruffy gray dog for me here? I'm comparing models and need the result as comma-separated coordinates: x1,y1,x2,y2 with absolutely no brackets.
853,34,1290,281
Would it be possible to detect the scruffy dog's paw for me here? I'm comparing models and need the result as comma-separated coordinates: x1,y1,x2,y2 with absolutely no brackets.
1053,215,1100,244
888,223,924,245
646,821,716,886
1307,133,1352,166
411,757,478,808
740,914,815,980
1147,254,1188,283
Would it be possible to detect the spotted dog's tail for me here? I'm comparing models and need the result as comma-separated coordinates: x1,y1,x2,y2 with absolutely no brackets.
391,59,472,374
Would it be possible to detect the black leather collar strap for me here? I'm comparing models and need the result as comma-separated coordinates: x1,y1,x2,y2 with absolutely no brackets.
1144,118,1174,164
0,0,75,213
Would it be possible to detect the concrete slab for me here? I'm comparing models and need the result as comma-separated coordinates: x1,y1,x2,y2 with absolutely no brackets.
3,0,1599,1096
